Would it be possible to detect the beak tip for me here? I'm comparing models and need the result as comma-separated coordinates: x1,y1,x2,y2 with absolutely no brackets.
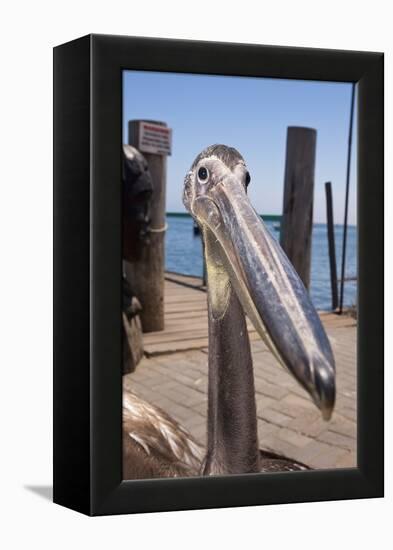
314,361,336,421
321,403,334,422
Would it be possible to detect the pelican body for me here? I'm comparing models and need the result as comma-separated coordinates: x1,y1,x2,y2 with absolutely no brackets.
123,144,335,478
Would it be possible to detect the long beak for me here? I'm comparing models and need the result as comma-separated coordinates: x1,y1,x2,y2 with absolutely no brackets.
193,175,336,420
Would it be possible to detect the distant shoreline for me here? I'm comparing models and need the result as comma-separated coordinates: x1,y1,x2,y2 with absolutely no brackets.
166,212,357,228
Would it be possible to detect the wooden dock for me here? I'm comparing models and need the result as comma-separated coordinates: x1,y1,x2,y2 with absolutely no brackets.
143,272,357,357
124,272,357,470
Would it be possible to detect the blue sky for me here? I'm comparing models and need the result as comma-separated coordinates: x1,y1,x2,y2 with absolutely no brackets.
123,71,357,225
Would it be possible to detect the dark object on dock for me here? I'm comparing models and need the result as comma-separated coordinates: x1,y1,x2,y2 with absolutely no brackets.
325,181,339,311
125,120,168,332
280,126,316,290
122,276,144,374
122,145,153,262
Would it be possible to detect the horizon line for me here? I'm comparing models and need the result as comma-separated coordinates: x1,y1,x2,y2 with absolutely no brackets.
165,211,357,227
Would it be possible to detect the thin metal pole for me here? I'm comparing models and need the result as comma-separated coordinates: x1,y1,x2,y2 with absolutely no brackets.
339,83,356,314
325,182,338,310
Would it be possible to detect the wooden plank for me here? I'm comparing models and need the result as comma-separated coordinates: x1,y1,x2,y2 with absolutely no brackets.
165,310,208,320
144,329,261,356
142,274,357,356
165,296,206,305
144,325,258,344
144,328,212,345
165,295,206,303
165,304,208,313
145,338,210,356
165,272,204,287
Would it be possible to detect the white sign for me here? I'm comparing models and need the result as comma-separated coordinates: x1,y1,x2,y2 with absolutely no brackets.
138,122,172,156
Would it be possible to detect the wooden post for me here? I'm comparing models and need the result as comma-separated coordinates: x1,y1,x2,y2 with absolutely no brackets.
325,182,339,310
124,120,168,332
280,126,317,289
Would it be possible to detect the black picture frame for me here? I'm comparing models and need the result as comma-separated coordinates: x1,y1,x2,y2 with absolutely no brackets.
53,34,384,516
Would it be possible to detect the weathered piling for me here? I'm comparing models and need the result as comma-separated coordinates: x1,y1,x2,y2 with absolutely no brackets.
124,120,170,332
325,182,339,310
280,126,317,289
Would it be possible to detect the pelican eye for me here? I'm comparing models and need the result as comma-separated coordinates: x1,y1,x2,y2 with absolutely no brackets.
245,171,251,187
197,166,209,182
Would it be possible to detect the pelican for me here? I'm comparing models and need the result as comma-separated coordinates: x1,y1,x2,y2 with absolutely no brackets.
123,144,335,478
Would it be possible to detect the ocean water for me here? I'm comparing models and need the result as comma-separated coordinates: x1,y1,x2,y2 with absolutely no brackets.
165,215,357,311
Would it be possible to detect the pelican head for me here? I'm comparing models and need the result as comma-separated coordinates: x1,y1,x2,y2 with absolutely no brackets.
183,144,335,420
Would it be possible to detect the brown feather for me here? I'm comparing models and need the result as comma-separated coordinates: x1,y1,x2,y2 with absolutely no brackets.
123,391,204,479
